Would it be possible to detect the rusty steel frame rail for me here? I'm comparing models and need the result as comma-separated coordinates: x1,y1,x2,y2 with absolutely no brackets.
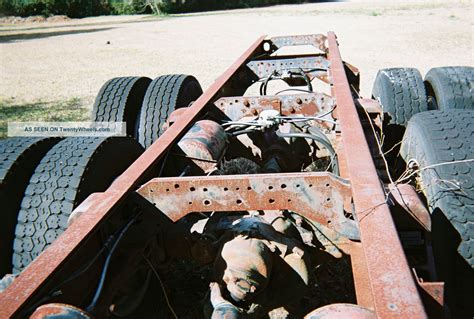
0,32,428,318
327,32,426,317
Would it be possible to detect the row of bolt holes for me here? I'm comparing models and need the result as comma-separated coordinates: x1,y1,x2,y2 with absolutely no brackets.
154,183,332,206
257,61,307,66
220,97,318,106
219,99,326,112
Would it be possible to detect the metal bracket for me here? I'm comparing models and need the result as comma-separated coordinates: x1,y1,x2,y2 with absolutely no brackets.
269,34,328,53
388,183,431,232
247,56,330,82
413,269,445,318
137,172,359,240
214,93,334,122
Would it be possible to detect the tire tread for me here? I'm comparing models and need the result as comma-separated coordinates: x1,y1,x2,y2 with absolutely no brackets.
91,76,151,136
425,66,474,110
11,137,143,273
401,110,474,264
137,74,202,148
372,68,428,125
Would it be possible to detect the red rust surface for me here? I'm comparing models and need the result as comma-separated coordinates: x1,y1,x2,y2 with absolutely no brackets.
177,120,228,172
246,56,330,81
29,303,90,319
349,242,375,310
137,172,359,240
388,183,431,231
417,281,444,307
0,36,267,319
214,93,334,122
270,34,328,53
304,303,376,319
413,269,444,319
163,107,188,131
327,32,426,318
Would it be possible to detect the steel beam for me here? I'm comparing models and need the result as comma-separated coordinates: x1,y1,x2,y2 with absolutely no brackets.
137,172,359,240
327,31,426,318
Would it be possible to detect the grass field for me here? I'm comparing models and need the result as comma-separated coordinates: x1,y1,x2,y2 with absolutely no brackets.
0,98,88,137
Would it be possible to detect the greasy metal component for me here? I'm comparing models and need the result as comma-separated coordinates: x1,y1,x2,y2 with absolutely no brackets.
177,120,228,173
137,172,359,240
29,303,90,319
0,35,268,319
304,303,376,319
246,56,330,81
388,183,431,231
209,283,242,318
308,221,352,258
220,236,273,302
214,93,334,122
327,32,427,317
212,215,311,315
222,216,310,284
270,34,328,53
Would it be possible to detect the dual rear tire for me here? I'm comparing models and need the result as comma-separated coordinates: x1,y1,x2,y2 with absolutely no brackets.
1,73,203,274
425,66,474,111
0,137,144,274
373,66,473,316
11,137,144,273
372,66,473,127
91,74,202,148
401,110,474,317
0,137,61,276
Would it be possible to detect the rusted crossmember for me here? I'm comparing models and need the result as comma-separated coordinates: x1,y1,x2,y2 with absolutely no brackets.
269,34,328,53
137,172,359,240
214,93,334,121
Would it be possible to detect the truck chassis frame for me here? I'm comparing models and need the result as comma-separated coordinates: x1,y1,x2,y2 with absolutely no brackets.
1,32,441,318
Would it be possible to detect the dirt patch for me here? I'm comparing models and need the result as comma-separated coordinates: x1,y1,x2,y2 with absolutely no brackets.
0,0,472,119
0,15,70,24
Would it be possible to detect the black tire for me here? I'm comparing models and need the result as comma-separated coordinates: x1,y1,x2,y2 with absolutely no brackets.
401,110,474,317
0,137,60,276
12,137,144,273
372,68,429,126
372,68,429,174
137,74,203,148
91,77,152,137
424,66,474,110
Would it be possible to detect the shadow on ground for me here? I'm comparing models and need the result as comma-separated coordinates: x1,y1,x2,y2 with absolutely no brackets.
0,27,114,43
